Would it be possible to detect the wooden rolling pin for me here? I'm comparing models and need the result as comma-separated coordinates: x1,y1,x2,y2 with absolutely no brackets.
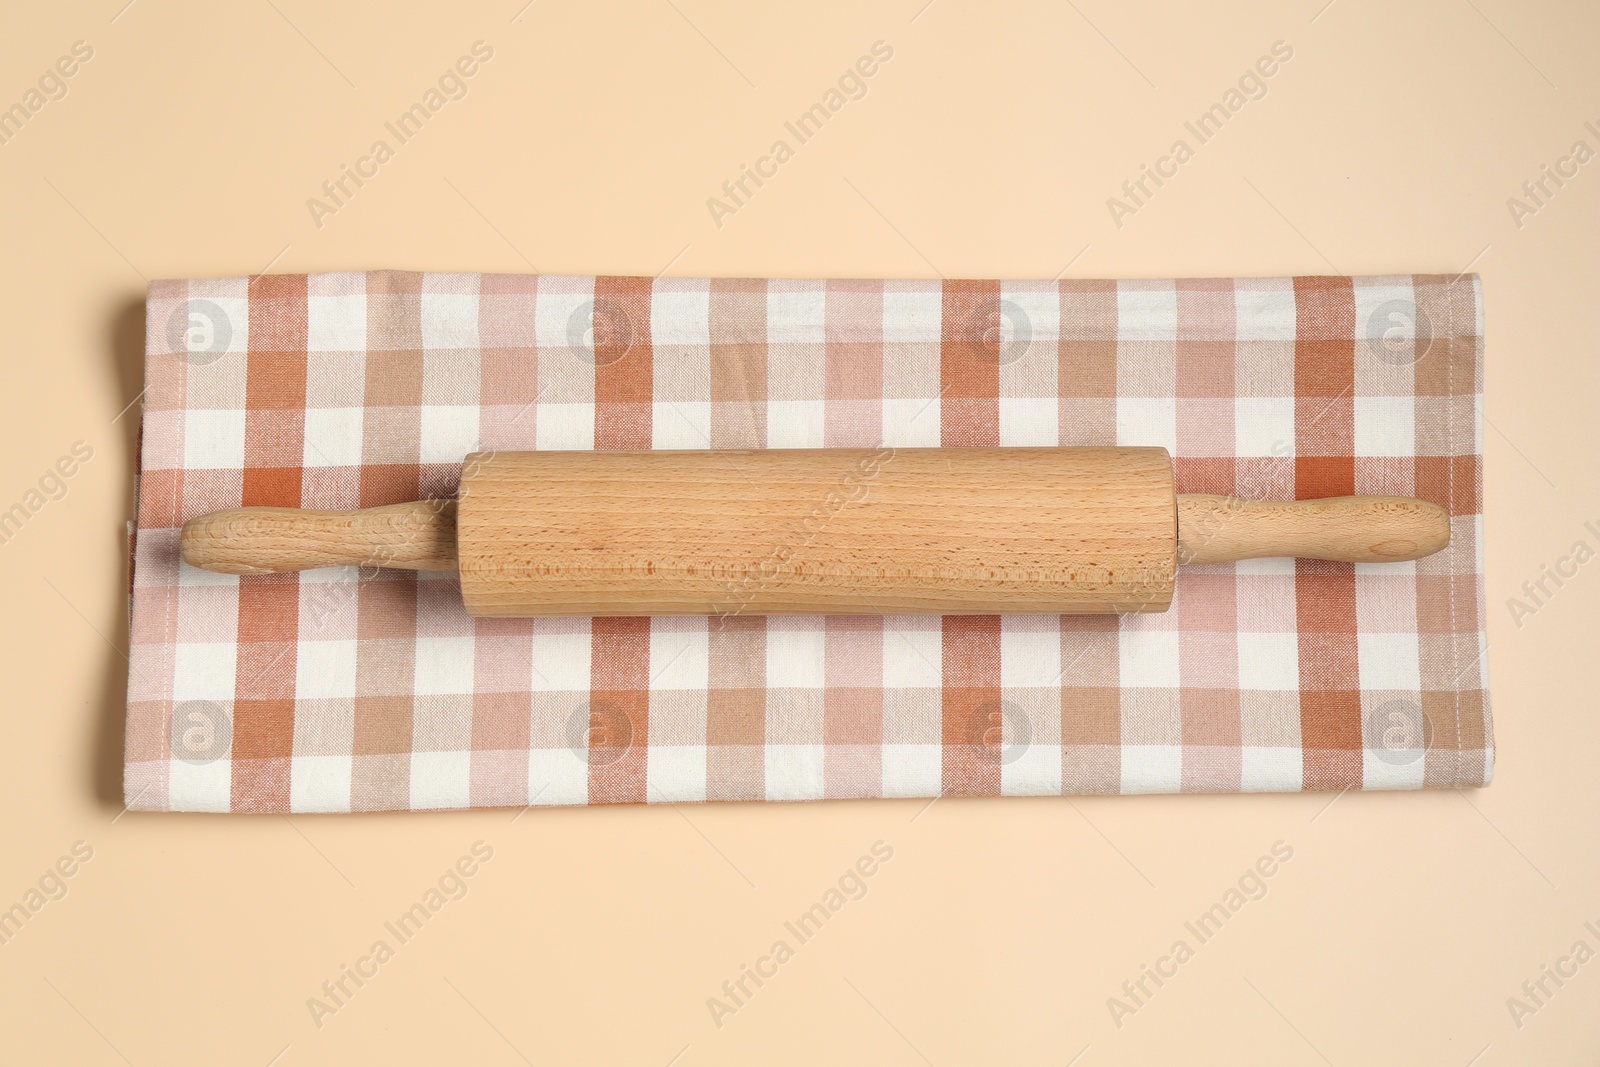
180,447,1449,616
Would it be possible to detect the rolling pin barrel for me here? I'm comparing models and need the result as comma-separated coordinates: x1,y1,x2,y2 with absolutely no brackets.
178,447,1450,617
456,447,1177,616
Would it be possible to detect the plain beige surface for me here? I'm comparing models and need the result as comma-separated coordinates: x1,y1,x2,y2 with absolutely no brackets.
1,0,1595,1063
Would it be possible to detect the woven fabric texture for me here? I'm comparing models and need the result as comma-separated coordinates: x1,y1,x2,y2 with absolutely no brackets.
125,272,1490,813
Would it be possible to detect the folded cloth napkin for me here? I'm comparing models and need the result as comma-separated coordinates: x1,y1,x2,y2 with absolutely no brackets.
125,272,1489,813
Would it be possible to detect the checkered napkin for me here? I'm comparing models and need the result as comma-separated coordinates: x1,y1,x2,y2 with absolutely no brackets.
124,272,1489,813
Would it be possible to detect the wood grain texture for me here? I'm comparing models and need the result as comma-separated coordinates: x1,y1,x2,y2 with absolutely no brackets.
1175,493,1450,564
180,500,457,575
455,447,1177,616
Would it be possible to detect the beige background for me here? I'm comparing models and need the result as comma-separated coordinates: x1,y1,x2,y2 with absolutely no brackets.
1,0,1595,1063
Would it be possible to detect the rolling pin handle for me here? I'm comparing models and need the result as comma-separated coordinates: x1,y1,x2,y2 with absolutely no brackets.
1176,494,1450,565
180,500,458,575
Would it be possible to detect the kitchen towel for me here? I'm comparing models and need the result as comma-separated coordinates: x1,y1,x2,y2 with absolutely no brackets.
125,272,1489,813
